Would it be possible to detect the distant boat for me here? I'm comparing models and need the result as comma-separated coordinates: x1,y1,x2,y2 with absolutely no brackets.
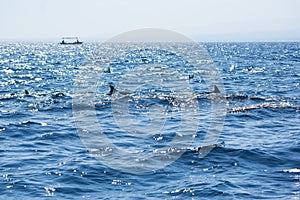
60,37,82,45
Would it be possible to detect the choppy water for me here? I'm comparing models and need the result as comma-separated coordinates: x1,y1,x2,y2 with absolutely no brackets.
0,42,299,199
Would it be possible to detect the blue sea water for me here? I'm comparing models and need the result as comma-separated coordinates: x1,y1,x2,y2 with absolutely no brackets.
0,42,299,199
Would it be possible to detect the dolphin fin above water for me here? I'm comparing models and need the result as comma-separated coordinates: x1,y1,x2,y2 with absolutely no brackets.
211,85,220,94
107,85,131,95
107,85,116,95
202,85,221,95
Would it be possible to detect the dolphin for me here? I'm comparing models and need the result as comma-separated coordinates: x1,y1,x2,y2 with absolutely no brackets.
22,89,65,97
107,85,221,96
211,85,220,94
107,85,131,96
107,85,116,95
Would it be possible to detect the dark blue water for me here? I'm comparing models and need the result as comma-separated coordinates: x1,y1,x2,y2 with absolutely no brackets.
0,42,299,199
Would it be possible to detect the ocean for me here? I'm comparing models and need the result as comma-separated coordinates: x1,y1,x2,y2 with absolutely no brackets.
0,42,299,199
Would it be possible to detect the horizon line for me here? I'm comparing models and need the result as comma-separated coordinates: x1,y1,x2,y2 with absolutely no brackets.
1,37,300,43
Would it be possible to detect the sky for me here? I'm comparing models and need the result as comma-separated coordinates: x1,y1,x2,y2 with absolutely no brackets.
0,0,300,42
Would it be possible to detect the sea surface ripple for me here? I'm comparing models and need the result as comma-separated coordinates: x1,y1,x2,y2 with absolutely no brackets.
0,42,299,199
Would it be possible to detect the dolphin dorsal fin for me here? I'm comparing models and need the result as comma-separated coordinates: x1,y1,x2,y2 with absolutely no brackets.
212,85,220,93
107,85,116,95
